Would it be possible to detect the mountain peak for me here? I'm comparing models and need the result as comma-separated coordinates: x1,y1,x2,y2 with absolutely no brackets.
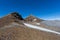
0,12,23,27
25,15,44,22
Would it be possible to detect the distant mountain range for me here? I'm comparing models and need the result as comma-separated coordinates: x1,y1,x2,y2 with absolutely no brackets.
41,20,60,27
0,12,60,40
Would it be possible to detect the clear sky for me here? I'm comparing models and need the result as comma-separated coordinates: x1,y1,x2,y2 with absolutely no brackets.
0,0,60,20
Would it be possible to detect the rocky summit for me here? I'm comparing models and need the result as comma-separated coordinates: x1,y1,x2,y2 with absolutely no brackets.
0,12,60,40
24,14,44,22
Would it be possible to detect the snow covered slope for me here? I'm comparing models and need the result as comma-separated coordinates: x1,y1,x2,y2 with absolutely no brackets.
23,23,60,35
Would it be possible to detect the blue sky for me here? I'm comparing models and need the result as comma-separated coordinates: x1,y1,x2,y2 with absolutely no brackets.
0,0,60,20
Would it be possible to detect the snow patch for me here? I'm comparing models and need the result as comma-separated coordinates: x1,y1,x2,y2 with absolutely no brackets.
33,19,37,21
36,23,40,25
23,23,60,35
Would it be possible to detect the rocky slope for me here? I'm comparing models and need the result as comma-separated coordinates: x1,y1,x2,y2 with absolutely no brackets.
0,22,60,40
0,12,23,27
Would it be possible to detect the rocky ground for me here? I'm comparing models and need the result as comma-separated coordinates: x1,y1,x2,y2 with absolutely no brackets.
0,22,60,40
